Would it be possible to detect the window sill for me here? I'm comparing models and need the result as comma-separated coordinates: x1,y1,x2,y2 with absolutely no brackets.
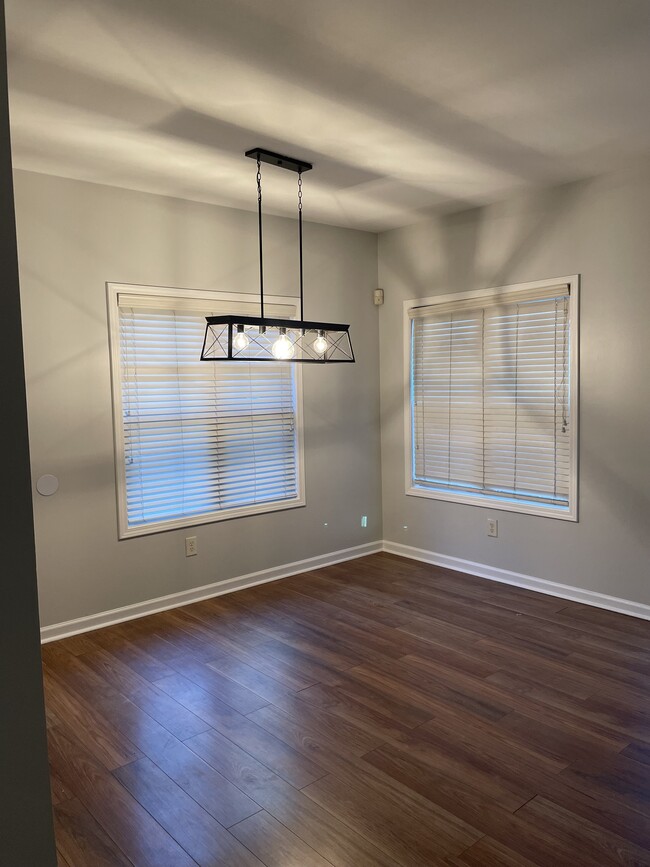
119,496,306,539
406,485,577,522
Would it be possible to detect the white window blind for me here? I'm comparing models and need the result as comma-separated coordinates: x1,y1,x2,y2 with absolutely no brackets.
410,284,573,512
114,292,300,534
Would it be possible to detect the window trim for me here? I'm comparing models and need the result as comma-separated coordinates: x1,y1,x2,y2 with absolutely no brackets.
107,282,306,539
403,275,579,521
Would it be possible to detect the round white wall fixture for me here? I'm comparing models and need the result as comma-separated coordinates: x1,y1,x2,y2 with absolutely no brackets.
36,474,59,496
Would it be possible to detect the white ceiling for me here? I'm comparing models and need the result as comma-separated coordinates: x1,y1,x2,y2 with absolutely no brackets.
6,0,650,231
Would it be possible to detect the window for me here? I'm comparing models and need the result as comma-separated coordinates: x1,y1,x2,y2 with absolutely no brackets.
405,277,578,519
108,284,304,537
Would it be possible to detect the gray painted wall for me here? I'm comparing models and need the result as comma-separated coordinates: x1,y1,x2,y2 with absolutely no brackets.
15,156,650,630
379,162,650,606
0,3,55,861
15,170,381,628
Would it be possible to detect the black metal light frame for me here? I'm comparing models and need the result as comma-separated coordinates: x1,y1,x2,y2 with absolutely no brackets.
201,148,355,364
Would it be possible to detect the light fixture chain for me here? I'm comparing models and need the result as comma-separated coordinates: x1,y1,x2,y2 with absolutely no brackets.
298,170,304,322
257,156,264,320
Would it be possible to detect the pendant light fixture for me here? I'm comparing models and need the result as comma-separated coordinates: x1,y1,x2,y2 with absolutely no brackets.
201,148,355,363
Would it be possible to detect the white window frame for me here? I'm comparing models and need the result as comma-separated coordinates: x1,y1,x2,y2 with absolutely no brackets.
107,282,306,539
404,275,579,521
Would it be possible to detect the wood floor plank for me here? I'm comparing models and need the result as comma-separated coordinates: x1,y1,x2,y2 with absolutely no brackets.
48,726,197,867
135,611,224,663
156,672,327,788
50,769,75,806
565,651,650,693
555,605,650,651
553,604,650,643
621,741,650,766
42,640,78,669
54,798,132,867
197,632,318,691
498,710,625,766
114,616,197,665
212,597,363,668
526,786,650,852
399,644,501,680
294,681,416,742
53,632,98,656
371,716,650,852
167,654,270,714
230,810,335,867
251,588,421,658
348,658,512,724
141,736,262,827
282,575,413,629
393,652,631,750
186,728,404,867
45,651,189,760
364,740,650,866
43,553,650,866
472,637,604,698
233,592,399,668
573,634,650,676
394,615,486,653
300,669,436,727
84,622,178,682
485,669,647,744
396,594,581,659
155,612,268,662
56,849,72,867
203,649,295,704
364,734,534,815
389,564,565,618
114,757,264,866
78,647,211,740
301,772,478,866
169,602,269,648
452,836,540,866
391,573,560,623
43,665,142,770
247,703,488,859
559,751,650,816
253,638,347,686
514,795,650,866
254,692,385,756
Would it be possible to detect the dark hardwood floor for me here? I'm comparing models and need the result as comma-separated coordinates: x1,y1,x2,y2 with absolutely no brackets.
42,552,650,866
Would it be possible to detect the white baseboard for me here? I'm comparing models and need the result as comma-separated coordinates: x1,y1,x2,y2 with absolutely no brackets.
40,536,650,642
40,541,383,643
382,540,650,621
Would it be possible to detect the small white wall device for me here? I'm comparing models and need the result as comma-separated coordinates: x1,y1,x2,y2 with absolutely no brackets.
36,474,59,496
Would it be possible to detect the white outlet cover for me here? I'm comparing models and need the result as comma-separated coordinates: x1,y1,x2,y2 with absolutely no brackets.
36,474,59,496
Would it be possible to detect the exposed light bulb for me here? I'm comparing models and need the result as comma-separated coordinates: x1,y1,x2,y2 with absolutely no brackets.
233,328,250,351
313,331,328,355
271,331,295,360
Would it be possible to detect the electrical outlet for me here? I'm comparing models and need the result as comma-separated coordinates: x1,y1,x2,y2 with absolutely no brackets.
487,518,498,538
185,536,198,556
361,515,368,528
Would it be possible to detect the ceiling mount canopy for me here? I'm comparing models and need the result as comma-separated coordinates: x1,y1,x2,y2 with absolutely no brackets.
201,148,355,364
